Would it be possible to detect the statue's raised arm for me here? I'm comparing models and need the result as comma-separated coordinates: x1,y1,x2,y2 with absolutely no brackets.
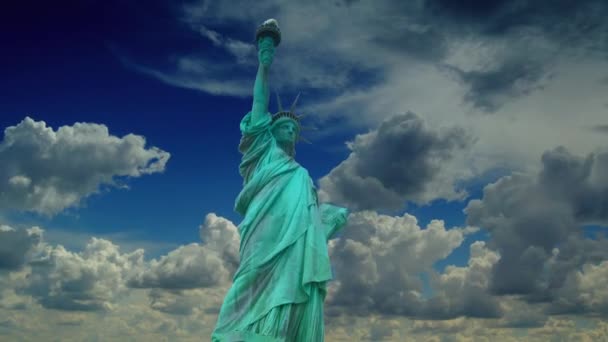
251,19,281,124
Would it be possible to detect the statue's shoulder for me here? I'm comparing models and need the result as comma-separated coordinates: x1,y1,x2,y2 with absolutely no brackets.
241,111,272,136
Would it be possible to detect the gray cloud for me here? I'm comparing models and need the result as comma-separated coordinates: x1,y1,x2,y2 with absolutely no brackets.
362,13,449,62
539,147,608,225
0,213,239,315
366,318,400,341
124,213,240,315
16,235,146,312
173,0,608,201
145,1,451,102
591,124,608,134
0,225,45,310
424,0,608,45
318,112,475,211
148,288,199,316
0,225,43,271
538,233,608,315
497,303,548,328
126,243,229,290
198,213,240,275
425,241,503,319
326,210,492,319
410,318,468,335
172,0,608,114
0,117,170,216
548,258,608,316
445,59,550,112
426,0,608,113
126,213,239,290
465,172,573,296
465,146,608,315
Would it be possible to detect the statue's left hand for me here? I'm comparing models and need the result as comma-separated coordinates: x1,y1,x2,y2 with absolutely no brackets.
335,208,349,227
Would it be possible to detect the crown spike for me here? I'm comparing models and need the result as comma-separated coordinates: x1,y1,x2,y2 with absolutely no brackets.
275,90,283,112
289,92,300,113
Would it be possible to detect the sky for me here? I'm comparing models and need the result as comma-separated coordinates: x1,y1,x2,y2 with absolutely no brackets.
1,0,608,340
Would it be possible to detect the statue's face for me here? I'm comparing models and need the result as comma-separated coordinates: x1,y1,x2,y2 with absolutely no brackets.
258,36,275,67
272,120,298,145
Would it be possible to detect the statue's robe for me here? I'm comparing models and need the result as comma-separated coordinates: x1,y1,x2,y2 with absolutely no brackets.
211,111,348,341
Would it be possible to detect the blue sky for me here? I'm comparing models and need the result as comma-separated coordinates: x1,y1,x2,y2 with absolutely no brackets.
0,0,489,262
3,1,346,233
2,0,608,340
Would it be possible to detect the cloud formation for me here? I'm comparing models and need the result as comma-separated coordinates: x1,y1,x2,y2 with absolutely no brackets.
2,211,608,339
0,225,43,271
318,111,475,211
127,213,240,290
126,243,229,290
198,213,240,274
0,213,239,315
326,210,487,319
426,241,502,319
175,0,608,109
465,146,608,315
0,117,170,216
1,226,147,312
163,0,608,189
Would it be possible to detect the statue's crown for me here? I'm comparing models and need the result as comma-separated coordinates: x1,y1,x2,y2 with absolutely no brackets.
272,111,301,125
271,92,315,144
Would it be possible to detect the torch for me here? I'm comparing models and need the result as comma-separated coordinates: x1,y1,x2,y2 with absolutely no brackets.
255,18,281,47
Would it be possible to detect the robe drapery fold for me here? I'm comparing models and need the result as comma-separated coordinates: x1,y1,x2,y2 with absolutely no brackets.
211,111,348,341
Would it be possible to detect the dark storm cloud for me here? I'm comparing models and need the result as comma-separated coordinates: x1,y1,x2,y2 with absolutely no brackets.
540,147,608,224
167,0,608,117
444,60,549,112
424,0,608,112
371,22,449,61
544,234,608,315
591,124,608,134
465,146,608,314
425,0,510,20
404,0,607,109
127,0,608,115
424,0,608,42
319,112,474,212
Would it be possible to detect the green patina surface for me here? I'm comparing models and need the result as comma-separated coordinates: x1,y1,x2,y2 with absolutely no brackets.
211,20,349,342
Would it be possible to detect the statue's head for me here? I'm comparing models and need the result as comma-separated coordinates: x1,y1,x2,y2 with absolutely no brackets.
258,36,275,67
271,117,299,146
271,93,313,156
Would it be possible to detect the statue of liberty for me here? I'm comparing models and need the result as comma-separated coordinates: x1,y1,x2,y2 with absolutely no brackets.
211,19,349,341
